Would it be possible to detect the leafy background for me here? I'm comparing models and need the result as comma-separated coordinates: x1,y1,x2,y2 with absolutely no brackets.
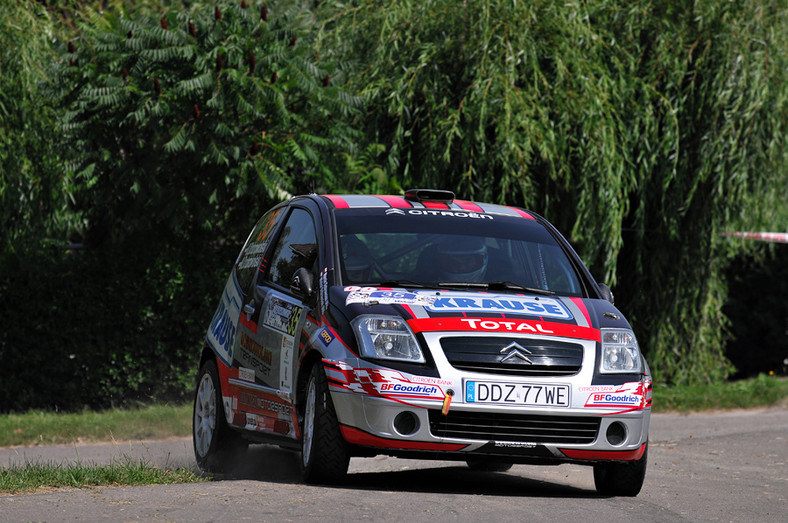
1,0,786,411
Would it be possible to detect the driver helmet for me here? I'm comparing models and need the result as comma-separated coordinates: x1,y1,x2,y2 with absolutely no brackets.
344,255,372,282
437,236,488,282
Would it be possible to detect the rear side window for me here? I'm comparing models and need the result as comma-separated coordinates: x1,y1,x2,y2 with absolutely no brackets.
267,208,319,289
236,207,284,293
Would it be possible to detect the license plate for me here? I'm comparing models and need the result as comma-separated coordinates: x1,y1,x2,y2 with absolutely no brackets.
464,381,570,407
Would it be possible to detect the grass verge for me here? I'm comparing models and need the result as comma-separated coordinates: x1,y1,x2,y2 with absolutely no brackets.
652,373,788,413
0,403,192,447
0,458,205,494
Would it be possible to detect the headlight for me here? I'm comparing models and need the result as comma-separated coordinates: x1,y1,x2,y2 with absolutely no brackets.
600,329,642,373
352,316,425,363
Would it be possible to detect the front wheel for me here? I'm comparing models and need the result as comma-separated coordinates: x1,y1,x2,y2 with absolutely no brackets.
301,363,350,484
193,359,247,473
593,444,648,496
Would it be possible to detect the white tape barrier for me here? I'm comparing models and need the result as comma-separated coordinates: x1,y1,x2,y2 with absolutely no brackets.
724,232,788,244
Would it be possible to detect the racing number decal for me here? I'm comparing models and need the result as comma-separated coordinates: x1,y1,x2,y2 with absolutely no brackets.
286,308,300,336
263,297,302,335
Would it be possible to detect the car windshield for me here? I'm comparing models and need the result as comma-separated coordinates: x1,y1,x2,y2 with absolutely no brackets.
334,208,584,296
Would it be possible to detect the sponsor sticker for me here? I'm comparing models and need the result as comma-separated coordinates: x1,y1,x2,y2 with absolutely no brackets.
318,328,334,346
379,383,440,396
385,208,494,220
458,318,556,334
578,385,618,392
238,367,255,382
245,413,258,430
239,333,273,367
206,276,242,366
420,293,573,320
237,333,273,378
345,289,437,307
319,268,329,314
239,390,293,416
494,441,537,449
584,392,641,408
328,364,447,400
237,256,261,270
583,382,646,408
263,297,302,335
280,334,294,392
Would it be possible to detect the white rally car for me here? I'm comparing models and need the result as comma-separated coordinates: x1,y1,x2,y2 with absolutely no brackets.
193,189,652,496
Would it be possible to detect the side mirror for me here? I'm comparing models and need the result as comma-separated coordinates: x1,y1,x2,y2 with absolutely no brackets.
291,268,315,297
598,283,615,304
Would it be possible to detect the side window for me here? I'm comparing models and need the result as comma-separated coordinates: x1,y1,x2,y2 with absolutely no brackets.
236,207,284,294
267,208,319,289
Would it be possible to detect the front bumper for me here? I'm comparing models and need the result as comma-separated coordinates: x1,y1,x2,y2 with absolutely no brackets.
331,390,650,464
323,329,651,464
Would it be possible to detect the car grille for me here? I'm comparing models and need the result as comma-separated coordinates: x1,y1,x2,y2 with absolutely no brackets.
440,336,584,376
428,410,600,444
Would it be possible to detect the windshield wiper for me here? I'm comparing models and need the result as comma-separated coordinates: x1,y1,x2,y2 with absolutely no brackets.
374,279,432,289
436,282,488,289
487,281,556,295
437,281,556,295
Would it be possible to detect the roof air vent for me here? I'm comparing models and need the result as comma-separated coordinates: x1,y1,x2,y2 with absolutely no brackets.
404,189,455,204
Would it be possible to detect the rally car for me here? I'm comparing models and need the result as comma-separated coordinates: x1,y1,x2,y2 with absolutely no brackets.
193,189,652,496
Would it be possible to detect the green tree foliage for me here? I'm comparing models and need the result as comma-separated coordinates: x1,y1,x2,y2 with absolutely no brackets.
613,2,788,384
315,0,788,384
0,0,71,256
0,0,365,412
0,0,159,257
50,0,361,246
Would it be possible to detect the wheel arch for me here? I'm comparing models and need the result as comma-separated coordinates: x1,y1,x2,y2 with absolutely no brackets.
296,348,326,418
197,343,218,383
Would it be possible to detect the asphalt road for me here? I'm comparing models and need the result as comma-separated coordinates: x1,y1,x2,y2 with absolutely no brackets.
1,408,786,522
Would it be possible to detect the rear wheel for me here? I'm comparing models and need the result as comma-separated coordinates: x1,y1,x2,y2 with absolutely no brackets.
593,444,648,496
466,460,513,472
193,359,247,473
301,363,350,484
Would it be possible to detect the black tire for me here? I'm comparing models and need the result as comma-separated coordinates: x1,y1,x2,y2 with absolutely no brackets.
300,363,350,484
466,460,513,472
593,444,648,496
193,359,248,473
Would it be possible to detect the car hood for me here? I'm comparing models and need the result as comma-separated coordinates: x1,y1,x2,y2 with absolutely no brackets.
331,286,631,336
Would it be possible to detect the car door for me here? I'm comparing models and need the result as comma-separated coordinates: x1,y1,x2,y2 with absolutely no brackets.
234,205,320,438
231,205,286,386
